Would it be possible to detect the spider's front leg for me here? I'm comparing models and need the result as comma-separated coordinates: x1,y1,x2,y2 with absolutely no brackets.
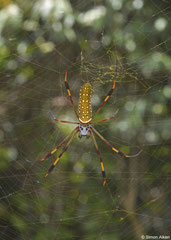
91,126,142,158
90,129,106,186
78,131,82,139
45,128,79,177
87,130,91,139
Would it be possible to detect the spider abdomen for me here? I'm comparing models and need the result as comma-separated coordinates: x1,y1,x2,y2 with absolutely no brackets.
79,82,92,124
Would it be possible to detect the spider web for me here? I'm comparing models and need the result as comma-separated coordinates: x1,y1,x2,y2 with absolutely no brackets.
0,0,171,240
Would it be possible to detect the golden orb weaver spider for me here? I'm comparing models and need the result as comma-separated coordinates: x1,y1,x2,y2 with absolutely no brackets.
41,68,142,186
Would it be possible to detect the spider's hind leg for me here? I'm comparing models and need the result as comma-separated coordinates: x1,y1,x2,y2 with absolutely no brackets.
65,72,79,119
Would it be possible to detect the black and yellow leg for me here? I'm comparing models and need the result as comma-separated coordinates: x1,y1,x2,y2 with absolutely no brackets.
92,109,119,124
92,80,116,119
65,72,79,119
92,61,119,119
41,127,79,161
54,117,79,125
90,130,107,186
44,128,79,177
91,126,142,158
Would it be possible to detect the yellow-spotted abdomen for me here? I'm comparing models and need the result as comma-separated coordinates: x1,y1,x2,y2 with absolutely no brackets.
79,82,92,124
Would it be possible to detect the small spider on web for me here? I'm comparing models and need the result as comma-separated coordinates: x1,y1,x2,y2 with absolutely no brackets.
41,62,142,186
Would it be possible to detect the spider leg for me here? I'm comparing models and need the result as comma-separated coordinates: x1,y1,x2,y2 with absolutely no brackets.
92,61,118,120
92,109,119,124
41,127,79,162
45,128,79,177
91,126,142,158
65,72,79,119
54,117,79,125
90,129,107,186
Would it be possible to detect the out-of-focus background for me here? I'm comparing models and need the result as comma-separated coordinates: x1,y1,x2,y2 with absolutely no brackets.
0,0,171,239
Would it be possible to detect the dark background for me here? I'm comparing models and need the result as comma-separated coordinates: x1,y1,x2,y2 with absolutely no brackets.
0,0,171,239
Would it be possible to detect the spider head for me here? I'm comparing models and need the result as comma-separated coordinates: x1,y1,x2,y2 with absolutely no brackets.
79,124,90,138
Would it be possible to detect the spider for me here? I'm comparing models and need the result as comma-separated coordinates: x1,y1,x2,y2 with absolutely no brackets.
41,70,142,186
